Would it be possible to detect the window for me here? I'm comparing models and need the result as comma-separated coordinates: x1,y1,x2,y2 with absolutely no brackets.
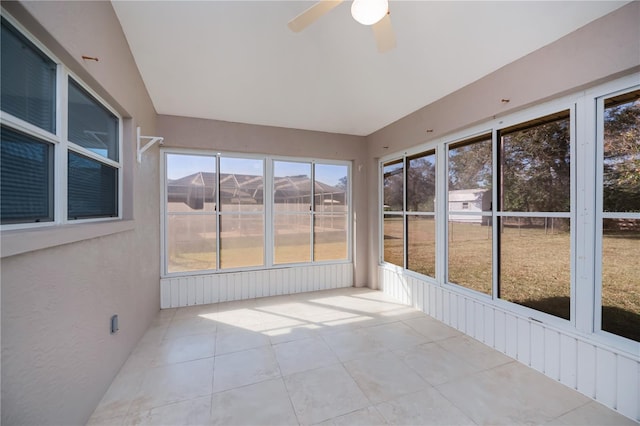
0,16,121,226
165,154,217,274
447,135,493,295
406,151,436,278
598,89,640,342
163,152,350,276
313,163,349,262
274,161,311,264
383,159,404,267
497,111,572,320
220,157,265,269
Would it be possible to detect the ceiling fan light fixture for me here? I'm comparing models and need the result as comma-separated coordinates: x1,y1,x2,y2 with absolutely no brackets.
351,0,388,26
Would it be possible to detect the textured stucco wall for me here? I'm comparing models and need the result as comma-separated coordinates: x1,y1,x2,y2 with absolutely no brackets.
364,1,640,289
157,115,369,288
0,2,159,425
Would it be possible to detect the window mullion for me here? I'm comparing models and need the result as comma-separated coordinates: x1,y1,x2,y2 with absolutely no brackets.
57,68,68,225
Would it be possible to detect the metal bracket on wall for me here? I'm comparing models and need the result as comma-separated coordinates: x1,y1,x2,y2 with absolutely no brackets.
137,126,164,163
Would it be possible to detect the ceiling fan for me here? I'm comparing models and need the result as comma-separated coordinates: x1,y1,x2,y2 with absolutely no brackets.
287,0,396,53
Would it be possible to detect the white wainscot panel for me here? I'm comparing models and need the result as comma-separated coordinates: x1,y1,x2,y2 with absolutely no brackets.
378,265,640,422
161,263,353,309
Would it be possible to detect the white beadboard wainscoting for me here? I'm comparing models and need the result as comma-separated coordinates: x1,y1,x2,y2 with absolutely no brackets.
379,266,640,422
161,263,353,309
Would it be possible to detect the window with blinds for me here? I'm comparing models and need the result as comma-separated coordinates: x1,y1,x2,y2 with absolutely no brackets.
0,15,122,226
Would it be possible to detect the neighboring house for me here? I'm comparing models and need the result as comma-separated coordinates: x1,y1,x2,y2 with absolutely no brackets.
448,189,491,224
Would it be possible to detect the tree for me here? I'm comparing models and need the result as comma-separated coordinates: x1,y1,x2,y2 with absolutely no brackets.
603,98,640,213
448,139,492,190
406,155,436,211
501,117,571,213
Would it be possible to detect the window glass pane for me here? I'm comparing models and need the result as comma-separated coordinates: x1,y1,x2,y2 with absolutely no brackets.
167,154,216,213
68,151,117,219
274,161,311,212
68,79,118,161
314,214,348,261
500,112,571,212
499,217,570,320
383,160,403,211
601,219,640,342
167,214,216,273
1,18,56,133
407,215,435,278
220,215,264,268
383,214,404,266
448,220,492,295
407,151,435,212
275,214,311,264
314,164,348,212
1,126,53,224
220,157,264,212
603,91,640,213
448,136,492,194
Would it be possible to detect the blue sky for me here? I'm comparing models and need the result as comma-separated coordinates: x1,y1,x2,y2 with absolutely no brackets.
167,154,347,186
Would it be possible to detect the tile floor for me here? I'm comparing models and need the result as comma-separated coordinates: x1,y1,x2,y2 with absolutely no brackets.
88,288,636,425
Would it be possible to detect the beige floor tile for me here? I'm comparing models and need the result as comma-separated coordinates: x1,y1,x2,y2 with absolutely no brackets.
125,396,211,426
265,322,319,344
548,401,638,425
273,336,340,376
343,351,430,404
321,328,387,362
362,321,429,351
437,335,512,370
319,406,388,425
155,332,216,366
164,316,218,340
284,364,369,425
396,342,482,385
437,361,589,425
375,388,475,426
87,414,126,426
402,316,462,341
212,346,280,393
129,358,214,412
214,327,271,355
89,369,145,422
172,303,217,321
210,378,298,425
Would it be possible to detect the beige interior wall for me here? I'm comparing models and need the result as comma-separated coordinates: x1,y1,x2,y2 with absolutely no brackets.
0,2,159,425
365,2,640,289
157,115,369,287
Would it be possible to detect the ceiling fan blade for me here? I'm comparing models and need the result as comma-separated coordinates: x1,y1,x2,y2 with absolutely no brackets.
372,13,396,53
287,0,344,33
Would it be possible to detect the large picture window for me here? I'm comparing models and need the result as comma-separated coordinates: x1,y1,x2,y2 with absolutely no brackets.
163,153,350,275
0,16,121,227
406,151,436,278
447,135,493,295
382,159,404,267
497,111,572,320
598,89,640,342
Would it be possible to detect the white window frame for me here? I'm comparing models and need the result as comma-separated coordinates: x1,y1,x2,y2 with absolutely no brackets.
379,74,640,353
161,149,352,278
0,11,123,231
593,82,640,352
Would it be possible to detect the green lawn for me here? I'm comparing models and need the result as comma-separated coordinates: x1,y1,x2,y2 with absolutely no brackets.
384,218,639,341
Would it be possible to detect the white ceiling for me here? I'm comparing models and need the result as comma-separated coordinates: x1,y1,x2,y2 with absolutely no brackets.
112,1,628,136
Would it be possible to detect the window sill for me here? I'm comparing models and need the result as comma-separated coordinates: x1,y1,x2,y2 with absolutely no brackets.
1,220,135,258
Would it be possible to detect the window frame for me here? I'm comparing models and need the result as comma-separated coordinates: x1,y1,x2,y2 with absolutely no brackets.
0,11,123,230
593,83,640,349
379,74,640,353
161,148,352,278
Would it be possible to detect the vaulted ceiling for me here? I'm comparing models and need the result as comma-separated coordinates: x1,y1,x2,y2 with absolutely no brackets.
112,1,629,136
